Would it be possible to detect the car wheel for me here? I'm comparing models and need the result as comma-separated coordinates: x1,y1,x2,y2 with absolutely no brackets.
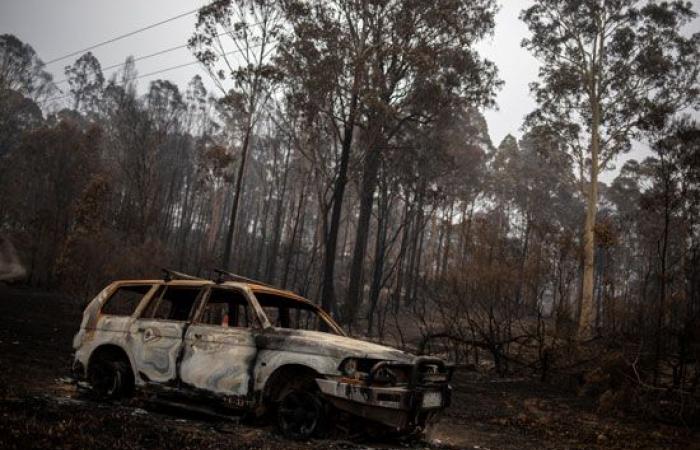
89,357,133,400
276,382,328,440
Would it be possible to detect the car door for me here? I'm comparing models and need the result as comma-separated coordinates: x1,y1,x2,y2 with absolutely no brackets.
129,283,203,384
179,286,259,402
95,283,154,340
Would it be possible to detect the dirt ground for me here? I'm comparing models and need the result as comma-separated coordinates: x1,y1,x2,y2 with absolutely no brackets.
0,285,697,450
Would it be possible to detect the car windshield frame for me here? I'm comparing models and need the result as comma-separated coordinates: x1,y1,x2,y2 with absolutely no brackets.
251,290,346,336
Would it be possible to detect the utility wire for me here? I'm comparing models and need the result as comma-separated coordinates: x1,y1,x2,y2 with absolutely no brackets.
41,42,278,106
42,4,211,66
54,43,191,85
42,59,208,105
53,27,268,85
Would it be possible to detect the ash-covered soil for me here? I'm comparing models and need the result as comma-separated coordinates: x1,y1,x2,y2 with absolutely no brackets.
0,285,696,450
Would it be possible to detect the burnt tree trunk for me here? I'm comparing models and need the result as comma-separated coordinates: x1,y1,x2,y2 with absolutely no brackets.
266,145,292,282
345,144,381,328
367,177,390,336
222,125,252,270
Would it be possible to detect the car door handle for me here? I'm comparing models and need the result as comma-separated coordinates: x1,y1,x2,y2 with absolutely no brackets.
140,328,158,342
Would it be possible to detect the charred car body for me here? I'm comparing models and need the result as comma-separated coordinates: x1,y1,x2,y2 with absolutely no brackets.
72,272,453,438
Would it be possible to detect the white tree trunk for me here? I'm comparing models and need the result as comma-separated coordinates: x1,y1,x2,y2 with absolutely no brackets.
578,98,600,339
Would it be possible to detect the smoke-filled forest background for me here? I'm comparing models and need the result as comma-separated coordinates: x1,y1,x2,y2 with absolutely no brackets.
1,0,700,425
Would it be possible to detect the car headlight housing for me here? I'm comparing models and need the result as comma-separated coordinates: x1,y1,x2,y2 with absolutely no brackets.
339,357,359,377
338,358,411,385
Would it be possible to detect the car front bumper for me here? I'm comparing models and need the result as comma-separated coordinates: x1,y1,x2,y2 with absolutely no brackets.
316,357,453,432
317,378,451,431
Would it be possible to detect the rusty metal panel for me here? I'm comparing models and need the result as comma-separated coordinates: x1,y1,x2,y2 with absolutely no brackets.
316,378,408,410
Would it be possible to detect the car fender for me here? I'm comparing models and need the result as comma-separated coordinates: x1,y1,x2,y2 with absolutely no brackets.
253,348,341,392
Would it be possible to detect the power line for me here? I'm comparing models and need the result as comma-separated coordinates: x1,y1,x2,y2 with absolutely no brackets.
53,27,266,85
42,60,207,105
54,43,190,85
42,4,209,66
41,42,278,106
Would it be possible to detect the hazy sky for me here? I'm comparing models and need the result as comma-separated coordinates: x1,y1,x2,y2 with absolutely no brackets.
477,1,539,146
1,0,699,182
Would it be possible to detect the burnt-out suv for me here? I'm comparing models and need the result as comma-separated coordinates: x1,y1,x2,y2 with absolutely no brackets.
72,274,453,438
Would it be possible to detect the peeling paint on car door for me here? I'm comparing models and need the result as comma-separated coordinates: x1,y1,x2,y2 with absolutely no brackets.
179,286,258,397
130,319,188,383
179,324,257,396
129,285,202,384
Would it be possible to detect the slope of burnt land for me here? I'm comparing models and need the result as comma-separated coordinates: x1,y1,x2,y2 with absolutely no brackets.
0,285,696,449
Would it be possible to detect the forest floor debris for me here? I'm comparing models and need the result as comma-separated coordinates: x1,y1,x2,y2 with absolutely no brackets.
0,285,697,449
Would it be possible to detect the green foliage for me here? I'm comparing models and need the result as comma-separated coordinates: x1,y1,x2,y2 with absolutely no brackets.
522,0,700,167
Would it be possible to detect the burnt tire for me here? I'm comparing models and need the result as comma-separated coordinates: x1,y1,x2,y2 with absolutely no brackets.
89,356,134,400
276,380,329,440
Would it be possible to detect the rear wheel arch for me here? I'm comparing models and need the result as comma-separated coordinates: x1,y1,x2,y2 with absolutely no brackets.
87,344,135,398
88,344,131,368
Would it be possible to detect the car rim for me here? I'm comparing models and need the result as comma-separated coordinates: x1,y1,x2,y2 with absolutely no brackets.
278,391,322,438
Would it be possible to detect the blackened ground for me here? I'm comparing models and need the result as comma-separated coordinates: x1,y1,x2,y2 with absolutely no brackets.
0,285,697,450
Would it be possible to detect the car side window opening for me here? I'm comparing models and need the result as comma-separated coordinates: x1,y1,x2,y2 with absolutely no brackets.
142,286,201,321
198,288,253,328
102,285,151,316
262,306,282,327
255,293,336,334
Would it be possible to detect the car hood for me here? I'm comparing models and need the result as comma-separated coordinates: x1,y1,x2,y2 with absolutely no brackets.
259,328,415,363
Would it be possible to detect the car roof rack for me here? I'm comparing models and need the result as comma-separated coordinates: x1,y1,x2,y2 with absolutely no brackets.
213,269,273,287
162,268,204,282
